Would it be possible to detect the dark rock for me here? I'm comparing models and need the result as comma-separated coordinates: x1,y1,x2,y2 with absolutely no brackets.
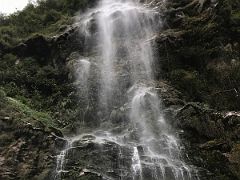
176,103,225,139
156,80,185,108
199,139,232,152
61,137,133,180
175,102,240,179
12,34,51,61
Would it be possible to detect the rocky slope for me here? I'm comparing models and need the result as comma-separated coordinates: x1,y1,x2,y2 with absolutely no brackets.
0,89,65,179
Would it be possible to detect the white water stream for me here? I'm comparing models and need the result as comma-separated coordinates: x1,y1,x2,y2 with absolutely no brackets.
56,0,199,179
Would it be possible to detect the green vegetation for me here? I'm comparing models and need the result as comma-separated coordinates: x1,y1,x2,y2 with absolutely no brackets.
0,89,7,103
0,1,95,129
0,53,72,111
170,69,204,101
8,97,54,126
0,0,95,47
0,88,54,127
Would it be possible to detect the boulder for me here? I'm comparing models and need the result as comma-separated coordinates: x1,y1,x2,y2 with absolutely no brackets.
12,34,51,61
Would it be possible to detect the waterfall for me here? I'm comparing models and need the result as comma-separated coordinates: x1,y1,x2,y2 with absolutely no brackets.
56,0,199,179
55,140,73,179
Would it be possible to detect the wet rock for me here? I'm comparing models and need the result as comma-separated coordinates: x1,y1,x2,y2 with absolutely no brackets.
109,109,118,123
156,81,185,107
176,103,225,139
199,139,231,152
109,109,127,125
79,168,102,179
61,137,133,180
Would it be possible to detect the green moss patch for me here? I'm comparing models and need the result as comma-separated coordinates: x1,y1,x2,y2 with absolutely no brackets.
7,97,55,127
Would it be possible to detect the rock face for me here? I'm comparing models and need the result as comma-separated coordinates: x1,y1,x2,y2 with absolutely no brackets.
154,0,240,111
0,92,65,180
176,103,240,179
0,117,64,179
12,35,51,59
58,135,133,180
151,1,240,177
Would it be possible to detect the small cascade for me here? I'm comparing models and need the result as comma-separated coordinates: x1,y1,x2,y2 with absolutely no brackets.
75,58,91,97
129,85,193,179
55,140,72,180
76,58,91,87
74,58,91,125
132,147,142,180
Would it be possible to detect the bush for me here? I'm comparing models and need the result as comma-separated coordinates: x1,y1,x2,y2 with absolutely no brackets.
0,89,6,102
7,97,55,127
170,69,204,101
43,9,61,25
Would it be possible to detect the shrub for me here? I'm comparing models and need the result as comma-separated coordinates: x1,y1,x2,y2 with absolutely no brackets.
170,69,203,101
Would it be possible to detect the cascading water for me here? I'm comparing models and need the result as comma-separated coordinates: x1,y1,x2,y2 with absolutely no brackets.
56,0,200,179
55,140,73,179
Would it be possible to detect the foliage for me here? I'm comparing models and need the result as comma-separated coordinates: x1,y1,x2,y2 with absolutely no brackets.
0,0,94,46
0,53,73,113
0,0,95,128
0,88,55,129
0,88,6,103
7,97,55,127
170,69,204,101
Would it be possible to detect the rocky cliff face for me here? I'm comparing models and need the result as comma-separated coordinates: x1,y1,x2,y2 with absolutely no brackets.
0,0,239,179
0,90,65,179
155,0,240,111
176,103,240,179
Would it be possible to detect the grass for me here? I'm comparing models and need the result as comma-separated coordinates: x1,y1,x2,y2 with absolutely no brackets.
5,95,56,127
